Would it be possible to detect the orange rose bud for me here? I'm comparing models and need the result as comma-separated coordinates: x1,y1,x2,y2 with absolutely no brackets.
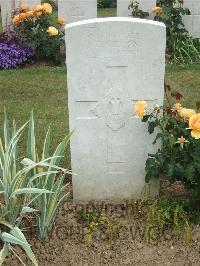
152,6,162,14
173,103,182,110
58,18,65,25
20,5,29,12
19,13,27,20
12,15,21,25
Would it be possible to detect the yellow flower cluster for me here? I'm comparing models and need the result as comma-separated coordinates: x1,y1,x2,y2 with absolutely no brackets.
12,11,33,24
12,3,53,25
173,103,200,139
178,107,196,120
12,3,65,37
58,18,65,26
33,3,52,15
135,100,200,140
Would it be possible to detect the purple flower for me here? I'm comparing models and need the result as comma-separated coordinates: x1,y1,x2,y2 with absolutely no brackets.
0,42,34,69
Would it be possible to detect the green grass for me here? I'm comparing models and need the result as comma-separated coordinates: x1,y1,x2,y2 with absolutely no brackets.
0,67,69,160
0,13,2,32
98,8,116,17
0,65,200,153
166,64,200,109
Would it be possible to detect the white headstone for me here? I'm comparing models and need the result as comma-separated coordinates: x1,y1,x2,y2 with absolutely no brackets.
182,0,200,38
66,18,166,201
58,0,97,24
17,0,41,9
0,0,14,30
117,0,157,20
182,0,200,15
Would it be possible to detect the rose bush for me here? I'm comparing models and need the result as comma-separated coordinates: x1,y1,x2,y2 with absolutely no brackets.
152,0,200,64
12,3,65,64
135,84,200,201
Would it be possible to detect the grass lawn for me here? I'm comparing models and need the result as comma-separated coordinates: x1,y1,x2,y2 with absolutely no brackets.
0,65,200,156
98,8,116,17
0,67,69,159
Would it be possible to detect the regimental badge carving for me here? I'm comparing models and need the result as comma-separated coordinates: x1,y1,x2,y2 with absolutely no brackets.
91,87,131,131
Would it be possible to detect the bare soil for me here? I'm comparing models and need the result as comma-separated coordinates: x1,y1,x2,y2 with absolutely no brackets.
4,180,200,266
4,205,200,265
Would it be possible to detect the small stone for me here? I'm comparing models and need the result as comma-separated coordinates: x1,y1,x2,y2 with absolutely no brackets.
164,234,172,240
136,242,143,249
170,246,174,250
53,248,60,256
157,250,162,255
92,242,99,249
111,244,118,251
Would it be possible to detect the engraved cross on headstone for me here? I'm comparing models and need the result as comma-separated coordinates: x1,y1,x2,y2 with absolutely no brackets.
76,89,157,175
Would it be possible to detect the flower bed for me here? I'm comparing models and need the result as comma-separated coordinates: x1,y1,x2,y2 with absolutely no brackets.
0,42,33,69
135,83,200,202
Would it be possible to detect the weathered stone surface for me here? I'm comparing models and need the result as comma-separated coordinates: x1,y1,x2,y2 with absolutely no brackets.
181,0,200,15
117,0,157,20
58,0,97,24
0,0,14,29
17,0,41,9
65,18,166,201
182,0,200,38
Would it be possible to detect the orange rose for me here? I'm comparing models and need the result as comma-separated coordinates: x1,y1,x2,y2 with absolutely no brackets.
20,5,29,12
36,11,43,17
26,11,34,18
179,108,196,120
47,26,59,36
189,113,200,139
135,101,147,118
58,18,65,26
152,7,162,14
12,15,21,25
42,3,53,14
173,103,182,110
33,4,44,17
19,12,27,20
34,4,44,12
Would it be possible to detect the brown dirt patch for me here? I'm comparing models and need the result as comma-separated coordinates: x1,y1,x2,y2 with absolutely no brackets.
4,197,200,266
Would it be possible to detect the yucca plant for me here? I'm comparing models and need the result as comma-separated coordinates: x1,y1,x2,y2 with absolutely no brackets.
26,112,72,239
0,111,71,264
0,221,38,266
0,111,64,224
